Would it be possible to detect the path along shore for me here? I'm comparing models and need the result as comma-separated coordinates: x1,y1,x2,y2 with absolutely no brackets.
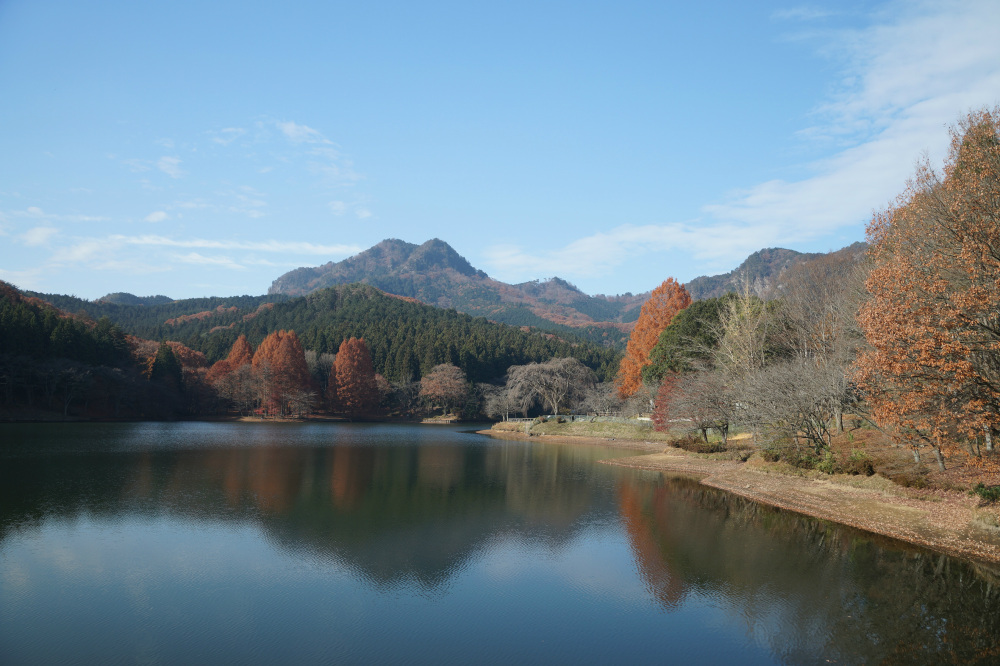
478,429,1000,567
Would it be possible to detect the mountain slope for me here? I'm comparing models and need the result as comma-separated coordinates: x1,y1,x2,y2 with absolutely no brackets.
268,238,870,348
269,238,644,347
685,242,868,301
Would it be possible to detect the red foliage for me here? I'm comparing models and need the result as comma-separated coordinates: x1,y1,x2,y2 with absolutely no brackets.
330,337,378,416
617,278,691,398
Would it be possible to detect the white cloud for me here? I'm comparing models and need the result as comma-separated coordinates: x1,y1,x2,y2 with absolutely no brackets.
355,207,372,219
123,158,151,173
211,127,246,145
175,199,211,209
50,238,113,264
276,120,330,144
3,206,109,223
144,211,169,223
328,201,347,216
491,1,1000,287
20,226,59,246
771,6,837,21
172,252,246,270
111,234,362,256
484,222,766,284
711,1,1000,239
0,266,45,290
157,156,185,178
91,259,173,274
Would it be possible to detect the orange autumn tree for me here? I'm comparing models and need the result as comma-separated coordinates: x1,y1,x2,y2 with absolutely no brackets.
855,107,1000,473
252,330,312,416
330,337,378,416
617,278,691,398
207,335,258,415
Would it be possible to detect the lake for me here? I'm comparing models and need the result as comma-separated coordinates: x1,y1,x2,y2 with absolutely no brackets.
2,422,998,664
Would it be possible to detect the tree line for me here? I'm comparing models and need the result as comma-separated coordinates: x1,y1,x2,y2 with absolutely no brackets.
610,107,1000,485
0,280,623,420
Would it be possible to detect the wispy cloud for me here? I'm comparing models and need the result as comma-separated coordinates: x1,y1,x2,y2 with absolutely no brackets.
144,211,169,223
486,0,1000,287
276,120,330,144
772,6,837,21
485,222,764,282
20,226,59,246
3,206,109,223
210,127,245,145
157,156,185,179
112,234,362,256
172,252,247,270
712,0,1000,238
0,266,46,291
50,238,111,264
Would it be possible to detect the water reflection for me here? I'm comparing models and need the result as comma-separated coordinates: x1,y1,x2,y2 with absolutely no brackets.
618,473,1000,664
1,425,615,591
4,423,1000,664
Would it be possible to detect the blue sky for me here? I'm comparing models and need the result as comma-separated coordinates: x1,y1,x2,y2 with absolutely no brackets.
1,0,998,300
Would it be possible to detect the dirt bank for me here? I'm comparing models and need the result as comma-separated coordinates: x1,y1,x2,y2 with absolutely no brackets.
478,429,1000,565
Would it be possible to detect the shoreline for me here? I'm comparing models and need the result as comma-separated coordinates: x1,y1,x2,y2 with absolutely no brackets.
477,428,1000,567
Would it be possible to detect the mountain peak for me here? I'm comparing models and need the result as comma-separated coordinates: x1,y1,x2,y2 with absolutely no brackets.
268,238,485,297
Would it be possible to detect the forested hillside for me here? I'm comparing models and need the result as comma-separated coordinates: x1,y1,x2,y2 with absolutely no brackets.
188,284,621,383
19,283,620,385
28,291,289,342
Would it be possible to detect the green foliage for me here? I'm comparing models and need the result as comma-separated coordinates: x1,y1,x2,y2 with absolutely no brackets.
970,483,1000,503
25,290,287,346
150,342,183,390
643,294,735,383
812,449,876,476
1,285,132,368
264,285,621,383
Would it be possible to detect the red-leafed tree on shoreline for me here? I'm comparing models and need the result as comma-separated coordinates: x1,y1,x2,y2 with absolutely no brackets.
252,330,312,416
330,337,378,417
617,278,691,398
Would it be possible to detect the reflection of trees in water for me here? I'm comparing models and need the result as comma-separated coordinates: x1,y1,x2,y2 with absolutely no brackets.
618,473,1000,664
0,439,611,591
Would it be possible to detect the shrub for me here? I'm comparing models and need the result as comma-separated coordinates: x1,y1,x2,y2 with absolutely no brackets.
845,450,876,476
817,451,839,475
670,434,725,454
970,483,1000,503
761,448,782,463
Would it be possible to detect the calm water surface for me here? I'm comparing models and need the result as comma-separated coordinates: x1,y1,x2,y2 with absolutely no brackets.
2,422,998,664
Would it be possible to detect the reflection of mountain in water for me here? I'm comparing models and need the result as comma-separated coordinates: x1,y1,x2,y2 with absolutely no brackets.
618,474,1000,664
0,440,614,591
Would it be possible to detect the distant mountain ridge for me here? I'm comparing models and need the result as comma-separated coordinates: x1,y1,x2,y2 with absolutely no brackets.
269,238,647,348
268,238,869,348
685,242,868,301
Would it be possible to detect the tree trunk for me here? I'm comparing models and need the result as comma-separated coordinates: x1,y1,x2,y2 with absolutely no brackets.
835,408,844,433
912,448,921,464
933,446,946,472
700,428,708,443
985,425,994,452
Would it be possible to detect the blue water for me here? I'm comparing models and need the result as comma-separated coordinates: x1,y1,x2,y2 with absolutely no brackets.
1,422,997,664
